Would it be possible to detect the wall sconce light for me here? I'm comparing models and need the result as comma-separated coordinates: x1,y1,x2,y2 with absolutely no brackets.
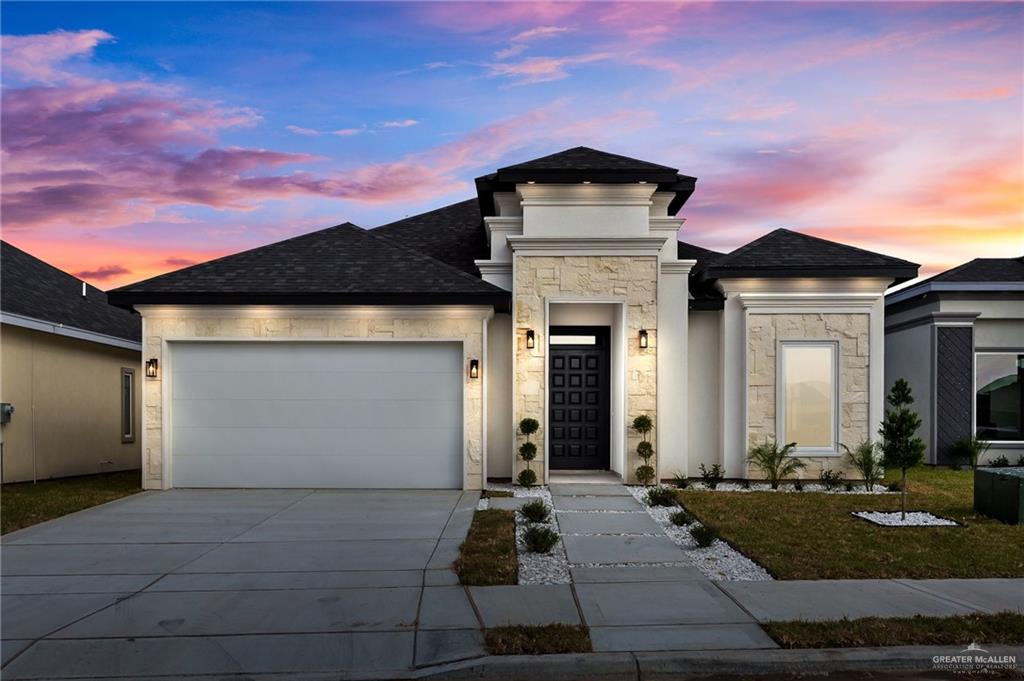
526,329,535,349
469,359,480,379
145,358,159,378
638,329,649,349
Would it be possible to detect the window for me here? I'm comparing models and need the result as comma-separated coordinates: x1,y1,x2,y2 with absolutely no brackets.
550,335,597,346
779,342,838,451
121,368,135,443
976,353,1023,441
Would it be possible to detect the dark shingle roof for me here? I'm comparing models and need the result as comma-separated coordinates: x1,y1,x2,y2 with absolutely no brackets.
373,199,488,276
703,228,919,284
925,257,1024,284
500,146,678,173
677,240,725,310
1,241,141,342
107,223,510,311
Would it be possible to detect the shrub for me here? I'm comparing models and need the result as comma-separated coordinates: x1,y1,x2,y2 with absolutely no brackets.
844,481,854,492
887,479,903,493
949,437,990,470
645,486,678,507
699,463,725,490
879,379,927,519
690,523,719,548
671,472,689,489
523,525,559,553
991,455,1011,468
520,499,550,524
819,469,844,491
741,479,751,490
1018,455,1024,467
517,418,540,487
793,479,804,492
633,414,656,486
670,509,694,526
747,437,803,490
843,440,884,492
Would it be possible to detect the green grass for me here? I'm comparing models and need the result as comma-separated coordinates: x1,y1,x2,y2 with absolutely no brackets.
2,469,141,534
679,466,1024,579
485,624,592,655
481,489,514,499
455,509,518,585
765,612,1024,648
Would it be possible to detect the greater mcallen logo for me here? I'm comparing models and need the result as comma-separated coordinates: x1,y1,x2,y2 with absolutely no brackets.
932,643,1017,673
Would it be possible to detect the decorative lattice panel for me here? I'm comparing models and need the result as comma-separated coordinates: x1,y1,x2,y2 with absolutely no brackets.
934,326,974,464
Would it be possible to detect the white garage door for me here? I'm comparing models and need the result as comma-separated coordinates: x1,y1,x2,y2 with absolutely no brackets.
169,341,463,488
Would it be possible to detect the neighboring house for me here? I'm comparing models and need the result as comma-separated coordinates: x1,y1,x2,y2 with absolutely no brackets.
885,256,1024,465
108,147,918,490
1,242,142,483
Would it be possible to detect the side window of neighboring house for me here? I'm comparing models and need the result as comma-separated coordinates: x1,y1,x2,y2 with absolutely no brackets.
778,341,839,452
976,352,1024,442
121,368,135,443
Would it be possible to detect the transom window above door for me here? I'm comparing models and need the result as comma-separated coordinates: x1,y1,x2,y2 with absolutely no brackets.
550,335,597,345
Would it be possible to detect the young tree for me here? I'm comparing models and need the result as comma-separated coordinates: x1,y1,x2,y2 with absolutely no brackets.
878,379,926,519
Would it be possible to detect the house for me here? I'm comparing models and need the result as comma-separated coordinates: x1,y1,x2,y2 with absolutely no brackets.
1,242,142,482
885,256,1024,466
107,147,919,490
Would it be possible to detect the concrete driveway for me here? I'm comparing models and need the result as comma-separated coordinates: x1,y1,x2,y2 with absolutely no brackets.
1,488,480,679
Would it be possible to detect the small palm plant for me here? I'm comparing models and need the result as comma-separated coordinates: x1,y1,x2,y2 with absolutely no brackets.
949,436,990,470
633,414,655,485
842,440,883,491
746,437,803,490
517,417,539,487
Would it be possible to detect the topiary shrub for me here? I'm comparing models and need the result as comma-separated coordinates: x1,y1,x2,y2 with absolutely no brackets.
690,523,719,548
645,486,678,507
633,414,655,485
523,525,559,553
519,499,550,524
670,509,694,526
517,417,540,487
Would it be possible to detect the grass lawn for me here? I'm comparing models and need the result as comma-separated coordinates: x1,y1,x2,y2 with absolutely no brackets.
2,469,141,535
679,466,1024,579
455,509,518,585
765,612,1024,648
485,624,592,655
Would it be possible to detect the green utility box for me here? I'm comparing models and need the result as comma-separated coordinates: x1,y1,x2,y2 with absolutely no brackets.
974,467,1024,525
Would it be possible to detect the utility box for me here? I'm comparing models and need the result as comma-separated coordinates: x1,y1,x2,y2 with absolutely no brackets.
974,467,1024,525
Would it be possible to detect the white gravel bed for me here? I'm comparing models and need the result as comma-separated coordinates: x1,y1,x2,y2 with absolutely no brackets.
681,481,891,494
511,486,571,585
627,486,773,582
852,511,959,527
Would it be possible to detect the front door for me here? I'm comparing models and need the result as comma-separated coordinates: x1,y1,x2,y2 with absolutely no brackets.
549,326,610,470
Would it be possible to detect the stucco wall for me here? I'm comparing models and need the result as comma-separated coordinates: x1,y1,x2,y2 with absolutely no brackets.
486,313,513,479
884,323,935,461
747,313,871,477
0,324,141,482
513,256,657,483
139,307,489,490
687,311,721,476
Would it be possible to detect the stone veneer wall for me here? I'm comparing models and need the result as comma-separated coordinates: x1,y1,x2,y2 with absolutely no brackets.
747,313,870,476
141,312,487,490
513,256,658,483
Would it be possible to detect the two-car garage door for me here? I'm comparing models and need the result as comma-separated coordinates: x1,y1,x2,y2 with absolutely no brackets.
168,341,463,488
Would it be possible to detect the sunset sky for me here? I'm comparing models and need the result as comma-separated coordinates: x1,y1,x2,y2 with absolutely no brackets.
2,1,1022,290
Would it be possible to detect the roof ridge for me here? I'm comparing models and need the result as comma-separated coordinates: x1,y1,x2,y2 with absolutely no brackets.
109,222,362,293
718,227,918,267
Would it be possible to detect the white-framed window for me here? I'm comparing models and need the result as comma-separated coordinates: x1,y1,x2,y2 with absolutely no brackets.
975,352,1023,442
121,367,135,443
777,341,839,452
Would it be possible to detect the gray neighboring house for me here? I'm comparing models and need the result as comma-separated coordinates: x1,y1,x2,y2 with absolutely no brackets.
885,256,1024,465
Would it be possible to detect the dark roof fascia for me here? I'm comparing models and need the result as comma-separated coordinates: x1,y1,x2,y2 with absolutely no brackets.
688,298,725,311
885,281,1024,307
107,291,511,313
704,265,919,285
884,287,1024,315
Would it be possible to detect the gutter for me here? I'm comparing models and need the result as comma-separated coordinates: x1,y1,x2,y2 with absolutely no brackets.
0,312,142,351
885,281,1024,306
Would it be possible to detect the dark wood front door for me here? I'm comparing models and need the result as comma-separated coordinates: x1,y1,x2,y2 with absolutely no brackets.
549,326,610,470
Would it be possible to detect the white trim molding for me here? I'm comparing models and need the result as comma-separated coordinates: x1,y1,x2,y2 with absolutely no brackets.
134,305,495,320
1,311,142,351
507,236,668,257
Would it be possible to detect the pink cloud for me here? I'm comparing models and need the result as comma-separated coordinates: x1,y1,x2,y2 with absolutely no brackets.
1,28,113,82
378,119,419,128
488,52,614,84
73,264,130,280
162,257,196,267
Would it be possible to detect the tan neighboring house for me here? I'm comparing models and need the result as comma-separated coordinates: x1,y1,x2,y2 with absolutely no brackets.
107,147,919,491
1,241,142,483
